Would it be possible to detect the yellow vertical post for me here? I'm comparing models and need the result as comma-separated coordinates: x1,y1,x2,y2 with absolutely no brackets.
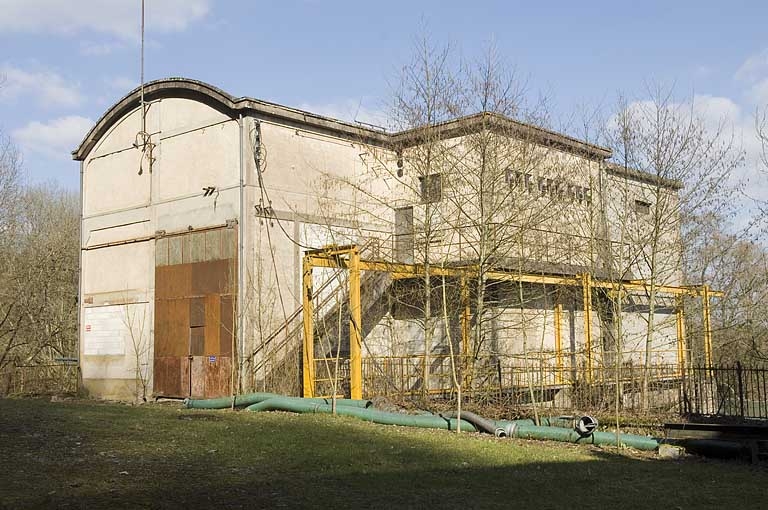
460,276,471,390
675,295,686,377
702,284,713,373
460,276,470,359
581,273,593,383
554,300,563,384
349,247,362,400
302,256,315,398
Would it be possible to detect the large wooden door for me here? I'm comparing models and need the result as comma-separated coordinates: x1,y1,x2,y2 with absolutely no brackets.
153,227,236,398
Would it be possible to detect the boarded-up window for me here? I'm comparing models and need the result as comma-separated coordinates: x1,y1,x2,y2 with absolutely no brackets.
419,174,442,203
395,206,414,264
83,303,148,356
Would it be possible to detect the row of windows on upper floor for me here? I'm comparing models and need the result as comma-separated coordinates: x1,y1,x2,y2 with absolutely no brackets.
505,170,592,204
415,171,653,216
415,171,592,205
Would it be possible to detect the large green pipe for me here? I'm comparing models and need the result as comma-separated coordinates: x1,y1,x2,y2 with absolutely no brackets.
184,392,280,409
502,422,659,451
502,417,580,429
441,411,498,435
184,393,373,410
246,397,477,432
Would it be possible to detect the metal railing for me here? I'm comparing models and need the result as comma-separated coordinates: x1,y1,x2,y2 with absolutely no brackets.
251,238,384,393
359,353,689,412
391,222,634,271
301,355,768,420
684,363,768,420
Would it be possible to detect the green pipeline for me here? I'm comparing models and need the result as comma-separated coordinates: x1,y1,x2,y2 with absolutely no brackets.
498,422,659,451
184,393,374,410
503,417,579,429
246,397,477,432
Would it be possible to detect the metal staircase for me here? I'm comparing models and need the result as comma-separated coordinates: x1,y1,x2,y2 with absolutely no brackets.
251,240,390,395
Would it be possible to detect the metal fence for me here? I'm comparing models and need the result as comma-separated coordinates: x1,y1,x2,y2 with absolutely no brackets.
684,363,768,420
358,354,768,419
357,354,689,413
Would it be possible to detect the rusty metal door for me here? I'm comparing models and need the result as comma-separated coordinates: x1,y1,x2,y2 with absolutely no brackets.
153,227,237,398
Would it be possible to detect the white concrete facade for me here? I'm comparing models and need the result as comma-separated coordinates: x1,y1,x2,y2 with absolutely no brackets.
74,78,684,400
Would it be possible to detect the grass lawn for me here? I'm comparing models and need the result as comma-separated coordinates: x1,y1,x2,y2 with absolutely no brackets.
1,397,766,509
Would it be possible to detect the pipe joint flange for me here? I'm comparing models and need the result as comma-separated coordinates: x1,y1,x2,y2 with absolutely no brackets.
575,415,598,437
495,422,516,438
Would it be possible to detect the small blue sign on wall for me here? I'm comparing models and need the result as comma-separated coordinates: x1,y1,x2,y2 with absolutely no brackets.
208,355,216,363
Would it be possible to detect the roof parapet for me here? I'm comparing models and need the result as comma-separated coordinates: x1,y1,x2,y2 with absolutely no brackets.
73,77,613,163
605,162,684,190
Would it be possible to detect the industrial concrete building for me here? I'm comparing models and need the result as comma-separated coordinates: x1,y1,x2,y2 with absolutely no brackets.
73,78,709,401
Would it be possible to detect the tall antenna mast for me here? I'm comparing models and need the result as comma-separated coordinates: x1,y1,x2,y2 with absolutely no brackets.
140,0,146,135
136,0,153,175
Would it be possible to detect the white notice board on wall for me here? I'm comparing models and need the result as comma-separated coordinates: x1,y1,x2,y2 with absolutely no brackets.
83,304,146,356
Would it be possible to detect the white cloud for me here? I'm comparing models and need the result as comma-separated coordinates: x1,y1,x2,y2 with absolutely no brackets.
612,94,744,139
0,0,210,40
297,99,390,130
610,93,768,207
735,49,768,83
747,78,768,107
79,41,124,57
106,76,138,92
691,94,743,132
13,116,94,160
0,64,82,108
735,49,768,106
694,65,714,78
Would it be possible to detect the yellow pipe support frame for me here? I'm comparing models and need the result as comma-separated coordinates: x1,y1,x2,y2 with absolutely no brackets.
302,257,315,398
581,273,593,383
349,247,363,400
302,244,724,393
460,276,470,359
460,276,471,390
702,284,713,373
554,301,564,384
310,252,720,298
676,296,687,377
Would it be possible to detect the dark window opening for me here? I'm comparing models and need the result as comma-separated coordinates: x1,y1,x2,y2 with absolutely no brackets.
634,199,651,215
419,174,442,204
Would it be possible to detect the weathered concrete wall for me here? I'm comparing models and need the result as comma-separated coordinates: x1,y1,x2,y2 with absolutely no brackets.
244,118,394,389
602,170,682,285
80,97,241,400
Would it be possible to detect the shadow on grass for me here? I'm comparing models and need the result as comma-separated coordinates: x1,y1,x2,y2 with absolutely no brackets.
1,398,766,509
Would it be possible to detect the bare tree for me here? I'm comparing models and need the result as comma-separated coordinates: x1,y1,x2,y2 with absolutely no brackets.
0,180,79,391
123,300,150,402
604,87,743,409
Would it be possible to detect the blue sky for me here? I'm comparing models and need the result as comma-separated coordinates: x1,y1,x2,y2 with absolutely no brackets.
1,0,768,190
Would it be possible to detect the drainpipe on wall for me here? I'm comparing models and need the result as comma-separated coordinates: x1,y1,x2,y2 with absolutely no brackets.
237,114,246,394
77,160,85,394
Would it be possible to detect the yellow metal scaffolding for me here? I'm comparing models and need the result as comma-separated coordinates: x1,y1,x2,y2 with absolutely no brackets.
301,244,722,399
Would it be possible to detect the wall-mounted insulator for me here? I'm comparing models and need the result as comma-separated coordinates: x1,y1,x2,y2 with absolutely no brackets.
252,121,263,170
254,204,275,217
